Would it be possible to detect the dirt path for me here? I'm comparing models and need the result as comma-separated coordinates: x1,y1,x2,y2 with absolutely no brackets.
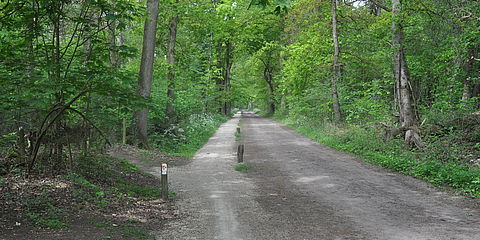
154,113,480,240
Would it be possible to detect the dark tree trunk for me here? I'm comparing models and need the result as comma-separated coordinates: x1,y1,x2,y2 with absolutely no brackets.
331,0,342,122
264,67,275,115
215,42,224,114
134,0,160,148
166,14,179,125
223,41,233,115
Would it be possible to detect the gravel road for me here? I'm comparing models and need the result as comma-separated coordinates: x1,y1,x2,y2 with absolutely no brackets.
154,113,480,240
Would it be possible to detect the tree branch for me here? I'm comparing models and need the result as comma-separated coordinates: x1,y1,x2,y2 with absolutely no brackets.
28,88,89,175
66,107,112,146
369,0,391,12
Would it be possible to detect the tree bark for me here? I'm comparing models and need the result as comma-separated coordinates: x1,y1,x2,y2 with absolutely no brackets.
108,23,119,68
331,0,342,122
392,0,421,146
215,42,224,114
166,14,178,125
223,41,233,115
264,67,275,115
462,47,475,102
134,0,160,148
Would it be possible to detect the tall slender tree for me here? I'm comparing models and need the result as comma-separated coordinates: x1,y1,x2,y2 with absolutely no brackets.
331,0,342,122
135,0,160,148
166,10,179,125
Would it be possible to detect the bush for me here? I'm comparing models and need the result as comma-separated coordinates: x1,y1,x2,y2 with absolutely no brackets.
152,113,228,157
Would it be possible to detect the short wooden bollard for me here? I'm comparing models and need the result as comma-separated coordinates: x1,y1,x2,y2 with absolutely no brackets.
236,127,241,134
161,163,168,200
237,144,244,163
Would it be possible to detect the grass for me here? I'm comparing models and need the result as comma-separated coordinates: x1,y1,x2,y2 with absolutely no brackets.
121,225,153,240
92,220,153,240
19,154,166,229
27,203,67,229
273,115,480,198
235,164,250,173
153,113,228,157
235,132,242,141
117,183,161,200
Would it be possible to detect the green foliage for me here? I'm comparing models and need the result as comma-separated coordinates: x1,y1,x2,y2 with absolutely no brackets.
152,113,228,157
66,173,98,190
117,184,161,200
69,155,164,205
235,164,250,173
27,203,67,229
121,225,153,240
275,115,480,198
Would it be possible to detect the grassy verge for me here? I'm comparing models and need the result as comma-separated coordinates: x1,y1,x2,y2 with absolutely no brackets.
153,113,228,157
273,115,480,198
235,164,250,173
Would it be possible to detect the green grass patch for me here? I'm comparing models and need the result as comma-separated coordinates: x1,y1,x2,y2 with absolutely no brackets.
27,203,67,229
235,132,242,141
117,183,161,200
235,164,250,173
121,225,153,240
273,115,480,198
68,155,164,206
153,113,228,158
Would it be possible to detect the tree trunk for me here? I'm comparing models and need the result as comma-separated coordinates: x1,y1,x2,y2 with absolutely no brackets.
392,0,422,146
462,47,475,102
166,14,178,125
264,67,275,115
331,0,342,122
215,42,225,114
223,41,233,115
134,0,160,148
108,23,119,68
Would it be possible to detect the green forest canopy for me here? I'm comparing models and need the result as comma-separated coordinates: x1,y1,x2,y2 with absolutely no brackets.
0,0,478,172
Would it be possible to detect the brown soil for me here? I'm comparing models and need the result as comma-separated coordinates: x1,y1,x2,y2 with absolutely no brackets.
0,145,185,240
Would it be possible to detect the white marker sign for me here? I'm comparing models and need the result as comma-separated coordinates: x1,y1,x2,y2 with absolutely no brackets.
161,163,168,175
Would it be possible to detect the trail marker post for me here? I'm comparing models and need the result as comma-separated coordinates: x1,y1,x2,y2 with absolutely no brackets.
161,163,168,200
236,127,241,134
237,144,244,163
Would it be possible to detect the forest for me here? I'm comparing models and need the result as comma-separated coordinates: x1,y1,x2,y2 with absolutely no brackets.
0,0,479,236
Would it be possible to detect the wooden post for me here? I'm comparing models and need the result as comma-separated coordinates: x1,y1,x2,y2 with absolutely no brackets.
237,144,244,163
122,118,127,145
236,127,241,134
161,163,168,200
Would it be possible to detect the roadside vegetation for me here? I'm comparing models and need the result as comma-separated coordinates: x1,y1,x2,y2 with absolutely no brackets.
0,0,478,237
273,112,480,198
235,163,250,173
152,113,228,158
0,154,175,239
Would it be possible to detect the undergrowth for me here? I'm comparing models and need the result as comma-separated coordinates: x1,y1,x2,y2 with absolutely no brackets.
152,113,228,157
235,163,250,173
1,155,163,232
273,114,480,198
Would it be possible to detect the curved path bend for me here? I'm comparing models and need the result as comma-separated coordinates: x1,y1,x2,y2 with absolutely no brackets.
154,113,479,240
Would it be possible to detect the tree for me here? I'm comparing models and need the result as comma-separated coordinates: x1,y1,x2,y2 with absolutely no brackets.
134,0,160,148
166,9,179,126
331,0,342,122
391,0,421,147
